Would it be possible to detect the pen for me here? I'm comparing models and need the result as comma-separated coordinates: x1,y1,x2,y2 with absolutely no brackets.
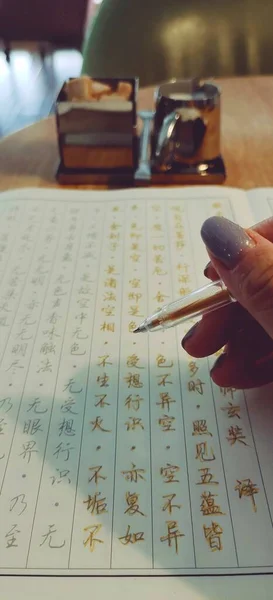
133,279,236,333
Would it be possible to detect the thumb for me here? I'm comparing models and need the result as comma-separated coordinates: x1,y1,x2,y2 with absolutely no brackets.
201,216,273,339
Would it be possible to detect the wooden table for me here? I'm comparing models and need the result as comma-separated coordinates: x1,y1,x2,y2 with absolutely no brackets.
1,76,273,191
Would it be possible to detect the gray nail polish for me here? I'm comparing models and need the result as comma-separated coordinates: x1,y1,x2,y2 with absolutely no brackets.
201,217,255,268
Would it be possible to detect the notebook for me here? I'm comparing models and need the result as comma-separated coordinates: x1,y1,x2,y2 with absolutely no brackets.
0,186,273,595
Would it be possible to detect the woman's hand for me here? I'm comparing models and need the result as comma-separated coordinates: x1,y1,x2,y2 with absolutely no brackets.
182,217,273,389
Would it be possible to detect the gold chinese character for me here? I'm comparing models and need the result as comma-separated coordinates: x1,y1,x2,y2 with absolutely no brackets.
153,223,162,231
97,355,112,367
221,402,240,419
100,322,115,332
128,292,142,302
196,442,215,462
104,278,117,288
156,392,175,412
121,462,146,483
153,254,163,264
109,233,120,241
119,525,145,545
178,274,190,284
160,463,180,484
124,373,143,388
162,493,181,514
153,266,167,275
154,291,169,303
220,387,236,400
126,354,143,369
200,492,225,516
158,414,175,432
188,379,205,395
153,244,165,251
128,321,137,333
105,265,118,275
235,479,259,512
101,305,115,316
103,292,116,302
83,492,107,515
124,492,145,516
96,373,109,387
95,394,110,408
188,361,199,376
129,278,141,288
131,243,140,251
157,373,172,386
125,394,143,411
156,354,174,368
192,420,212,437
130,253,141,263
176,263,189,272
203,522,223,552
227,425,248,446
176,241,185,249
88,465,106,485
110,222,120,230
179,286,191,296
125,417,144,431
196,468,219,485
160,521,184,554
83,524,103,552
128,305,143,317
90,416,111,432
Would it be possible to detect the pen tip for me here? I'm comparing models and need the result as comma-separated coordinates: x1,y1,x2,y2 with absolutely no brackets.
133,327,141,333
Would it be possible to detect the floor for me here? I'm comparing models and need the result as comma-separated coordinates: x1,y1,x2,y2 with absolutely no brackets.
0,46,83,139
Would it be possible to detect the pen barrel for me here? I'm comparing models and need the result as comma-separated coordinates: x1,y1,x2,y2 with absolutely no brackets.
159,280,234,329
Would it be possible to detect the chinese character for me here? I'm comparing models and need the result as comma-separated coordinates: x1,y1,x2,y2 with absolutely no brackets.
100,322,115,332
160,463,180,484
101,305,115,316
37,358,52,373
0,397,13,413
121,462,146,483
220,387,236,400
11,343,28,357
83,492,107,515
162,493,181,514
196,442,215,462
128,321,137,333
124,373,143,388
119,525,145,545
83,524,103,552
97,373,110,387
104,278,116,288
235,479,259,512
5,524,20,548
187,375,206,394
60,398,78,414
90,416,111,432
5,360,24,374
200,492,225,516
19,440,38,463
40,524,65,548
70,342,86,356
103,292,116,302
157,373,172,386
40,342,56,355
221,402,241,419
9,494,27,515
27,398,47,414
160,521,184,554
196,468,219,485
23,419,43,435
129,279,140,288
95,394,110,408
126,354,143,369
158,414,175,432
154,292,169,303
128,305,143,317
89,465,107,485
59,418,76,437
50,469,71,485
63,379,83,394
192,420,212,437
125,417,144,431
203,522,223,551
188,361,199,377
156,392,175,411
53,442,74,461
125,394,143,411
156,355,174,368
125,492,145,516
73,327,88,340
227,425,248,446
128,292,142,302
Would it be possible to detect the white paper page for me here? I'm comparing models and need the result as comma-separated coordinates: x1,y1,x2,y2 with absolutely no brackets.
247,188,273,223
0,186,272,580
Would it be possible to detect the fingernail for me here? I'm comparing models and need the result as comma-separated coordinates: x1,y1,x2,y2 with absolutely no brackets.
204,261,211,278
181,323,199,349
201,217,255,268
210,352,227,373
